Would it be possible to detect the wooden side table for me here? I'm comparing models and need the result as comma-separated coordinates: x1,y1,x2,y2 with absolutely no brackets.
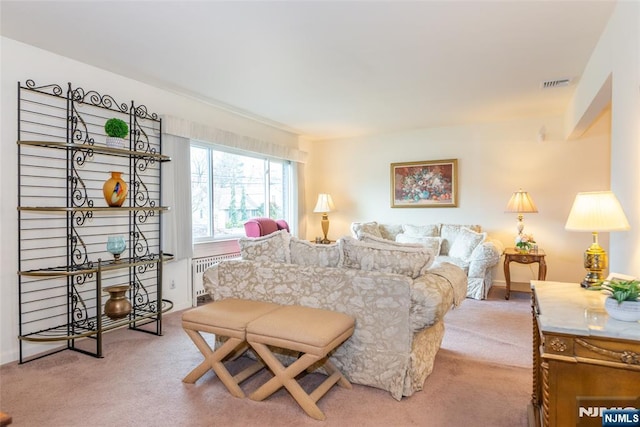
503,248,546,300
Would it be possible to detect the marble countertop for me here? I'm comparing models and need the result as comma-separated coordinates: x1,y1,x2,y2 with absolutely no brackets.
531,280,640,341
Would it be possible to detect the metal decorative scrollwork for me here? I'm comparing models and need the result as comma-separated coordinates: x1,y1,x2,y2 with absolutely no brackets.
132,228,151,258
71,292,83,321
134,104,159,121
136,209,156,224
24,79,63,96
132,275,151,308
69,232,89,268
72,142,95,164
69,267,97,332
72,270,94,288
71,87,129,113
70,286,91,330
132,177,152,209
131,113,159,167
69,174,94,211
69,104,96,150
73,210,93,227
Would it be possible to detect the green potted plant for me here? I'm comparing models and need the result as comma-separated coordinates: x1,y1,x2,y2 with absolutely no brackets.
589,277,640,322
104,118,129,148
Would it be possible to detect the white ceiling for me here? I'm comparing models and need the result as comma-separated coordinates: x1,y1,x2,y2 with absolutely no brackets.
1,0,616,141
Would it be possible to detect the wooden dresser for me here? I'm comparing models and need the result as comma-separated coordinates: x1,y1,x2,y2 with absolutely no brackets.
530,281,640,427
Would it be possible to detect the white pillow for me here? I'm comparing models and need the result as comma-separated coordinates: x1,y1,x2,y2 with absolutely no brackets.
238,229,291,263
360,232,422,248
402,224,440,237
448,227,486,261
440,224,482,255
338,236,434,279
351,221,383,239
396,234,442,256
290,236,341,267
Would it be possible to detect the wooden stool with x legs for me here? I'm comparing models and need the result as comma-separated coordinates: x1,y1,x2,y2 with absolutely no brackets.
246,305,355,420
181,298,281,398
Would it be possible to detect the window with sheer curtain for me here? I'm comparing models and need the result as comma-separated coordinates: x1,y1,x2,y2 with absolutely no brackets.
190,142,293,242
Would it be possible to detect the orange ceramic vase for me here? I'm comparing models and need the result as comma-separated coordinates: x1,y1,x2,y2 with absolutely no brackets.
102,171,128,207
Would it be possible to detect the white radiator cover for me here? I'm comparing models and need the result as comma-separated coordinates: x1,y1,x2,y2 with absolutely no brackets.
191,253,240,306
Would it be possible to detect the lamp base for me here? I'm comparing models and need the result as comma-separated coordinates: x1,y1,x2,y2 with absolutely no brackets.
580,274,604,289
516,215,524,235
320,214,330,244
580,240,607,288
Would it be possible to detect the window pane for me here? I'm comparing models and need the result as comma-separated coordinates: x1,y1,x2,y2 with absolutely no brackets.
191,142,293,241
212,152,266,238
269,160,285,219
190,146,212,239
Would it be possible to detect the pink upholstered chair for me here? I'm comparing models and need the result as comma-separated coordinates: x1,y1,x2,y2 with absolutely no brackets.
275,219,290,233
244,218,289,237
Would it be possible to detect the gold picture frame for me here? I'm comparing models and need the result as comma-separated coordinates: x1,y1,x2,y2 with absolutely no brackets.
391,159,458,208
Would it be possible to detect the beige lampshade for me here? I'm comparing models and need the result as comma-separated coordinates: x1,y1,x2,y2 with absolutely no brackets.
313,193,335,213
505,189,538,213
565,191,630,231
565,190,630,288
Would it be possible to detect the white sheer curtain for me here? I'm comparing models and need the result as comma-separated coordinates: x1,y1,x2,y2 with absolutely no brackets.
162,134,193,260
161,115,307,249
162,115,307,163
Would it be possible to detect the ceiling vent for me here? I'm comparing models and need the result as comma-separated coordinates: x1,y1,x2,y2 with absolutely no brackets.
540,78,573,89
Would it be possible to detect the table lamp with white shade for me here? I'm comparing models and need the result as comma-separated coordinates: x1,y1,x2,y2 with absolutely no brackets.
505,188,538,237
313,193,335,244
565,190,630,288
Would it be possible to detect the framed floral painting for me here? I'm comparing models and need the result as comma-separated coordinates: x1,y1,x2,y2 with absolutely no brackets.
390,159,458,208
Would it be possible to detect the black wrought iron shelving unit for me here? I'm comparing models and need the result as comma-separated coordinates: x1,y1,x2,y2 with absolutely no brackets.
17,80,173,363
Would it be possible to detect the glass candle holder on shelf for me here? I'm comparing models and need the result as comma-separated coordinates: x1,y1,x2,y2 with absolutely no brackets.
106,235,126,261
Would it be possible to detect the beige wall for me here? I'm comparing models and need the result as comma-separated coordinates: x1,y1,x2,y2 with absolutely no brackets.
608,3,640,278
565,1,640,278
305,113,611,286
306,1,640,288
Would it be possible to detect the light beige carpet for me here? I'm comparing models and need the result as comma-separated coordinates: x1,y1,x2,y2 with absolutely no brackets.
0,287,531,426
